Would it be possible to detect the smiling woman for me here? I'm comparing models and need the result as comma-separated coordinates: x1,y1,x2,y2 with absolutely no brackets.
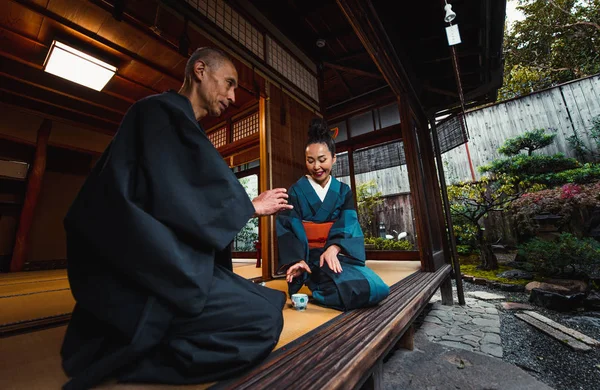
275,118,390,311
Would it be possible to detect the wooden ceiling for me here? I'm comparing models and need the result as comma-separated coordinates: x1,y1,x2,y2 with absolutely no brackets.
0,0,506,138
0,0,257,135
242,0,390,119
248,0,506,117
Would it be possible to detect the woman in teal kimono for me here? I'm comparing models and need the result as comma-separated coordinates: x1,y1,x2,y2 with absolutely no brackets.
276,118,389,311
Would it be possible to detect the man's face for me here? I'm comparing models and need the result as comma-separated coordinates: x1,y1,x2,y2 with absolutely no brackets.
199,60,238,117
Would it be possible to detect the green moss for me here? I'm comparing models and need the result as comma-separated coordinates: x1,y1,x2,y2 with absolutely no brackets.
459,264,531,285
458,254,480,265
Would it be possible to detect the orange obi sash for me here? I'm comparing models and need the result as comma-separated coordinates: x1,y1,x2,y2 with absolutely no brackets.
302,221,334,249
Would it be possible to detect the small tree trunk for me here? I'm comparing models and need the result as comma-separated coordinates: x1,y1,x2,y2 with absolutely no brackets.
480,244,499,270
476,228,499,270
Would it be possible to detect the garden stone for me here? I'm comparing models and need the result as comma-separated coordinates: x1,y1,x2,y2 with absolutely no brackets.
496,270,534,280
472,317,500,327
500,302,535,310
529,288,586,312
461,274,474,282
488,281,526,292
467,291,505,300
583,291,600,311
480,343,503,358
525,280,588,295
482,333,501,345
438,340,475,351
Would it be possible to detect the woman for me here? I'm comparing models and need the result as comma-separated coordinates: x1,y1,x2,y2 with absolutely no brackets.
276,118,389,311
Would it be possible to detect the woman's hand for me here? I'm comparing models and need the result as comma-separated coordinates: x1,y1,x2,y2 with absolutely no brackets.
320,245,343,274
286,260,311,283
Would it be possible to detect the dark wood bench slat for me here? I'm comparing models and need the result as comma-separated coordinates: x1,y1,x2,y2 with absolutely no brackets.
218,265,451,390
219,269,429,388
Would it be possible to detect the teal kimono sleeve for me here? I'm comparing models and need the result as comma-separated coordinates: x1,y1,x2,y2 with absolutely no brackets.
325,189,366,263
275,186,309,274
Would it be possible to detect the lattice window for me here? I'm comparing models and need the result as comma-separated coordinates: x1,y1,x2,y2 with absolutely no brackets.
267,37,319,102
185,0,264,58
208,126,227,148
233,112,259,142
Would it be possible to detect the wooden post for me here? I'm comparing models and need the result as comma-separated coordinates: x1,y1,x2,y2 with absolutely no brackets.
440,277,454,306
347,148,358,210
10,119,52,272
395,325,415,351
430,117,465,305
360,360,383,390
398,96,433,271
258,96,271,280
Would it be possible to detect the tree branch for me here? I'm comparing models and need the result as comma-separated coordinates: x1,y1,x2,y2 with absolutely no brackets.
548,0,573,18
561,21,600,32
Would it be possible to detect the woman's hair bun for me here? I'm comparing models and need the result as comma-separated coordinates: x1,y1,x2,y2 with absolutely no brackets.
307,118,331,142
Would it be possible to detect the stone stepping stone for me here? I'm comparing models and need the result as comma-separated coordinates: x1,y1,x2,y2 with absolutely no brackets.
466,291,505,300
500,302,535,310
515,312,595,352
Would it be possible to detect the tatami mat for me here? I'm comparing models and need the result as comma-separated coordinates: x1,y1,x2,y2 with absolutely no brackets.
0,264,262,327
0,261,421,389
266,260,421,349
0,326,213,390
231,263,262,279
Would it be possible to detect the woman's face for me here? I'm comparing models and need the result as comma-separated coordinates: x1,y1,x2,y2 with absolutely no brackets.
305,142,336,187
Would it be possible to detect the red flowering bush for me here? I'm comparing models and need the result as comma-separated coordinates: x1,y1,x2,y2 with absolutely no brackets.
510,181,600,239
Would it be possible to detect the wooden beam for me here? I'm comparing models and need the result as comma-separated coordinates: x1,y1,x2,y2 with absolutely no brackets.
0,89,116,133
325,50,371,63
0,76,123,126
335,124,402,154
336,0,423,110
217,133,259,158
331,68,354,99
325,85,394,122
422,85,458,98
10,119,52,272
323,62,382,79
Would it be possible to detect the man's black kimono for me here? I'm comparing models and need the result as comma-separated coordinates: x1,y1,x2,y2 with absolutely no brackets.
60,91,285,389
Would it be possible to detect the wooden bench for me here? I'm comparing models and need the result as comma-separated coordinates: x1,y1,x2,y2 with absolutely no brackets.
214,264,452,390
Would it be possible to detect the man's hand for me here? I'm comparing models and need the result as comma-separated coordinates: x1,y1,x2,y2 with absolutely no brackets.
286,260,311,283
252,188,293,217
320,245,343,273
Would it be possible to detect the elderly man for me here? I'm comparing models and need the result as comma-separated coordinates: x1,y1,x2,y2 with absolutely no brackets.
61,47,290,389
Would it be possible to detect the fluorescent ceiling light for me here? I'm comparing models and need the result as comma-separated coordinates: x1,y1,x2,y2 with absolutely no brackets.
43,40,117,91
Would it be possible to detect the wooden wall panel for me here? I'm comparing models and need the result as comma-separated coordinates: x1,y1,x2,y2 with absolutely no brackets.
269,86,315,190
268,86,318,277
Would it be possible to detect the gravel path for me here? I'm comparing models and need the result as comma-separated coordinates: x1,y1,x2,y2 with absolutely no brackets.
459,280,600,390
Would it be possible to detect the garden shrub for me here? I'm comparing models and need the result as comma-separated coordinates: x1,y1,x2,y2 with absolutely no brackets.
364,237,414,251
517,233,600,278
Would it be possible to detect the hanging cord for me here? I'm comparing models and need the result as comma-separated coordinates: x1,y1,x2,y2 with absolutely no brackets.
445,0,470,139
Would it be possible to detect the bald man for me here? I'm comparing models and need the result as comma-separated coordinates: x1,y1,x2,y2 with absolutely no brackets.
61,47,289,389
